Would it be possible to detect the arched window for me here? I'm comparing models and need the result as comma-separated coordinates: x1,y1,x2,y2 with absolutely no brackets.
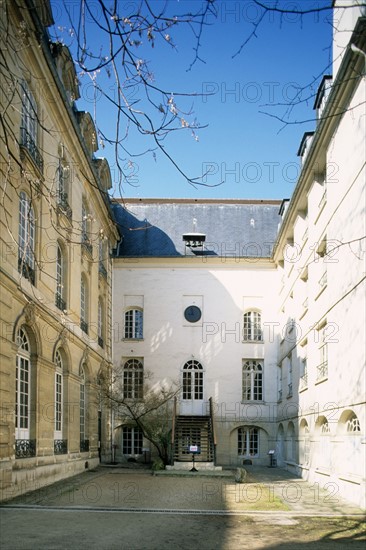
286,422,296,461
182,360,203,400
124,309,143,339
55,244,66,310
80,274,88,334
18,192,35,284
15,328,31,440
80,366,89,451
346,414,361,433
242,360,263,401
122,359,143,399
98,298,104,348
15,327,36,458
238,427,259,457
54,350,67,454
243,311,262,341
316,417,331,470
299,419,310,465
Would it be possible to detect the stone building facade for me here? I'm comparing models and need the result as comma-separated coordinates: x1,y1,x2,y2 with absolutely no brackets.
0,0,119,499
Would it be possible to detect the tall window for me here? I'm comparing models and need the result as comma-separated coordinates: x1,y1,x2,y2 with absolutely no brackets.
54,350,63,437
317,323,328,380
98,238,108,278
124,309,143,339
57,160,72,218
15,328,31,439
287,355,293,397
122,359,143,399
182,360,203,400
80,274,88,334
18,192,35,284
243,311,262,341
242,360,263,401
55,244,66,310
21,81,42,172
238,427,259,456
98,298,104,348
80,366,88,451
122,426,143,455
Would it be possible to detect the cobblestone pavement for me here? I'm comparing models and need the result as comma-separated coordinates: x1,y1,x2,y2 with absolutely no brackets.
0,465,365,549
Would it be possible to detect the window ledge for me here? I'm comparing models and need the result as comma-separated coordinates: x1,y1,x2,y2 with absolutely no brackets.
122,338,144,342
315,376,328,385
315,468,331,477
241,400,264,404
242,340,264,344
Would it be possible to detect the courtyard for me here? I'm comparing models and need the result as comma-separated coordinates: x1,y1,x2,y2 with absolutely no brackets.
0,466,364,549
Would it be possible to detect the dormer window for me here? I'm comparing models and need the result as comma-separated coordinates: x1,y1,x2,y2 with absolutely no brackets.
297,132,314,166
314,75,332,121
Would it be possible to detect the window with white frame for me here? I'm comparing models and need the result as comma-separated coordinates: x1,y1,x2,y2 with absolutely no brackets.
20,81,42,172
346,414,361,433
98,298,104,348
122,426,143,455
54,350,63,437
56,243,66,310
238,427,259,456
80,274,88,334
182,360,203,400
277,364,282,402
57,160,72,217
15,328,31,440
287,355,293,397
242,360,263,401
122,359,143,399
243,311,262,341
98,237,108,278
80,367,87,445
18,191,35,284
317,323,328,380
319,418,331,469
124,309,143,339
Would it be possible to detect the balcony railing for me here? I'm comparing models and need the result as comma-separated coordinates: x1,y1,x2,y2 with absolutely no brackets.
98,336,104,348
15,439,36,458
18,257,35,285
55,292,66,311
316,361,328,381
20,127,43,174
300,374,308,390
54,439,68,455
80,439,90,452
80,319,88,334
99,262,107,279
81,234,93,256
57,192,72,220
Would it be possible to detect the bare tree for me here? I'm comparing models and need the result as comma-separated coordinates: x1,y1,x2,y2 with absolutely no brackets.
49,0,218,190
99,366,179,465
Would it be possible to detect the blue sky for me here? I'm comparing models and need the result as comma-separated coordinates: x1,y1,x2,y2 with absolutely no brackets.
50,1,333,200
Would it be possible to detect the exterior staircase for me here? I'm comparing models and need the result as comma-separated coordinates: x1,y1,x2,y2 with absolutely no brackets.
173,415,214,463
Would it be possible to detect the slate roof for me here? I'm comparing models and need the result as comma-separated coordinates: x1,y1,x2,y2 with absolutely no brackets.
112,199,282,258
